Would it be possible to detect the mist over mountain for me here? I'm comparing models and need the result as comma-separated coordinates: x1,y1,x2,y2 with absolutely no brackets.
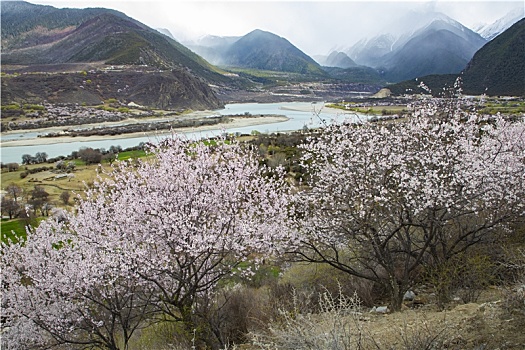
473,9,524,41
318,51,358,69
344,11,486,83
387,18,525,97
185,35,241,66
346,11,458,65
156,28,176,40
380,18,486,82
346,34,396,68
1,1,523,99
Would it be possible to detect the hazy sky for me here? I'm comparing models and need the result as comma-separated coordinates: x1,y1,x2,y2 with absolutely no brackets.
27,0,524,56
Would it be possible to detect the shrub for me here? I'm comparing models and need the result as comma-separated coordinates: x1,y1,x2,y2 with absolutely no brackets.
425,251,497,308
6,163,19,172
457,253,496,303
251,288,371,350
204,285,274,348
60,191,70,206
280,262,377,307
130,320,193,350
503,248,525,316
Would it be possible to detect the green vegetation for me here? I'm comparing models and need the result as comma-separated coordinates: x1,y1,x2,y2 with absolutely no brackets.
1,219,27,244
1,103,21,111
326,102,407,115
1,103,46,113
387,74,458,96
1,218,43,244
22,104,45,110
323,66,385,84
479,100,525,114
1,149,148,217
116,149,147,161
462,18,525,96
96,105,117,112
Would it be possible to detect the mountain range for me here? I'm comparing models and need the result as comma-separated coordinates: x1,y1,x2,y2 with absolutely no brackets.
474,9,525,41
345,12,488,82
187,29,326,76
1,0,524,103
0,1,227,109
388,18,525,97
186,10,522,86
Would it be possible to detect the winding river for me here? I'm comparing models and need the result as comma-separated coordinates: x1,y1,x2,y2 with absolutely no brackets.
1,102,367,164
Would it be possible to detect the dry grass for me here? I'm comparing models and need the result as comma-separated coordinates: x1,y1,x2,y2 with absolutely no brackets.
1,162,110,206
246,286,525,350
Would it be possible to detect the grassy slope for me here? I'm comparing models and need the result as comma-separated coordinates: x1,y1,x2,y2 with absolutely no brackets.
0,150,148,244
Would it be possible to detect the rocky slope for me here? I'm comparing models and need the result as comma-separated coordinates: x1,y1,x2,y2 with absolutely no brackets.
1,67,222,110
1,1,228,110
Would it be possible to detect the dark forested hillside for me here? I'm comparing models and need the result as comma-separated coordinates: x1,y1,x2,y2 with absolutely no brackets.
462,18,525,96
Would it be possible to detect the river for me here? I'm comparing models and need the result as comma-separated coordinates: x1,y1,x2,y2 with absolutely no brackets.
0,102,367,164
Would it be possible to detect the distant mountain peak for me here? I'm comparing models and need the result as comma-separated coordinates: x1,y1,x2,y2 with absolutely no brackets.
474,9,524,40
324,51,358,69
241,28,287,42
221,29,325,75
345,11,486,82
156,28,176,40
388,17,524,97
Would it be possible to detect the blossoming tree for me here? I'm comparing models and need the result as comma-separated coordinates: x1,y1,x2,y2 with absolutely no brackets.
295,100,525,310
2,138,293,349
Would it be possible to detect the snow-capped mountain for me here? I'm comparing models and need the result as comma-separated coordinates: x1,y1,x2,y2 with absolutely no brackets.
343,11,486,82
346,34,396,67
346,11,482,67
473,9,524,41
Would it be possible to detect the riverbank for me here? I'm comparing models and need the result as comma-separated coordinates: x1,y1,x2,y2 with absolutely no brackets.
1,114,289,147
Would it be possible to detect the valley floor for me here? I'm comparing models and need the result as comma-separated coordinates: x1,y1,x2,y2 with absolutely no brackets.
1,114,289,147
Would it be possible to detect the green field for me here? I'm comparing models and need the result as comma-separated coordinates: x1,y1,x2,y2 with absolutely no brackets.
1,150,149,243
117,149,147,161
1,218,44,244
326,103,407,115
